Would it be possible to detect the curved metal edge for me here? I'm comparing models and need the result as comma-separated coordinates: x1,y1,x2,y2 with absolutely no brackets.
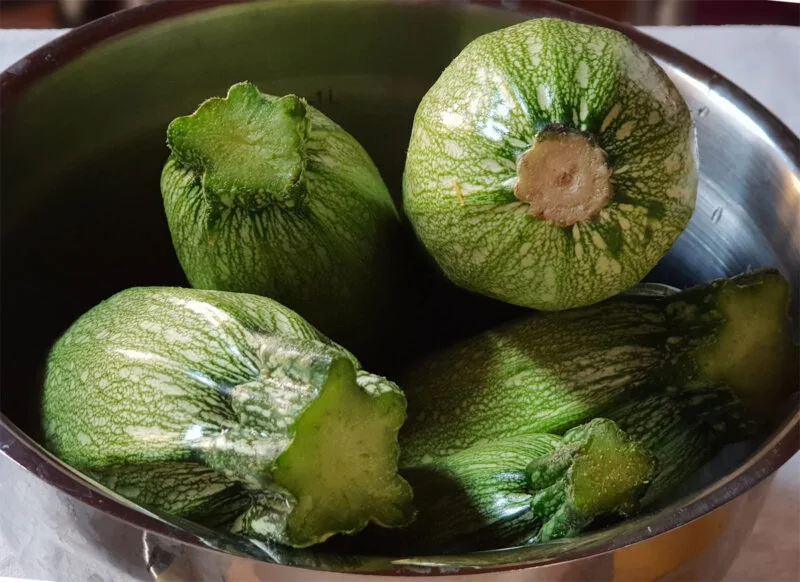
0,0,244,104
0,419,206,547
0,0,798,576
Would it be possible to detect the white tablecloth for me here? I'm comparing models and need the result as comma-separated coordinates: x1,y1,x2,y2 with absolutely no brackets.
1,25,798,582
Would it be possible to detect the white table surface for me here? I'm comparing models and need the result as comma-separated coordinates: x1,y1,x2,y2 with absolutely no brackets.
1,25,798,582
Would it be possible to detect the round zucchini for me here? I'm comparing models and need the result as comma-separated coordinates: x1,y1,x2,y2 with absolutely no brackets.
403,18,698,310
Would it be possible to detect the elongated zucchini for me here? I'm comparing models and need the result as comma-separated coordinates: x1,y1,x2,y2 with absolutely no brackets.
42,287,413,547
398,419,656,552
400,270,795,465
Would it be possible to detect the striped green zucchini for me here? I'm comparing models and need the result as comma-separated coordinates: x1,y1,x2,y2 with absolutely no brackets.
161,82,400,351
403,18,698,310
400,270,795,465
42,287,413,547
608,388,747,506
399,419,656,552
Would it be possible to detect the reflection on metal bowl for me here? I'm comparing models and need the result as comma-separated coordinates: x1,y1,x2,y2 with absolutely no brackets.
0,0,797,580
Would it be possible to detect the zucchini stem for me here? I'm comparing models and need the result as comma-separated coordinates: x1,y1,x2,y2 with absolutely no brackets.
528,418,657,541
167,82,310,211
514,128,612,227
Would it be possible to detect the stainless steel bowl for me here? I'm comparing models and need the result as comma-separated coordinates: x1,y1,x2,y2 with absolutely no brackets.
1,1,798,580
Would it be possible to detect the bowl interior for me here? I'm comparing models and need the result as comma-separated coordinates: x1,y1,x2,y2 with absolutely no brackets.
1,0,798,573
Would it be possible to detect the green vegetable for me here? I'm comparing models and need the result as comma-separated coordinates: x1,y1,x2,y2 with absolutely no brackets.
400,270,795,465
400,419,657,551
403,18,697,310
161,82,400,349
42,287,414,547
608,388,748,506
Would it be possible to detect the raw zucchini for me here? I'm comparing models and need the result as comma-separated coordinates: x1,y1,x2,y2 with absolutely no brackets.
42,287,413,547
403,18,697,310
161,82,400,351
400,270,795,465
608,389,743,506
398,419,656,552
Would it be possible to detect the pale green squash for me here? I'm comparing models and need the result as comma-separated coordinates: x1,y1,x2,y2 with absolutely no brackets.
403,18,698,310
42,287,413,547
161,82,400,350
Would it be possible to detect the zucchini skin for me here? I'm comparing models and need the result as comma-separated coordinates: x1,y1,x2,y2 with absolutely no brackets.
607,389,743,506
403,18,697,310
42,287,413,547
400,433,560,552
161,82,401,356
400,270,795,465
396,419,656,552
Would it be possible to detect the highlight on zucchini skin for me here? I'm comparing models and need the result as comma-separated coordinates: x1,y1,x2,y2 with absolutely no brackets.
41,287,414,548
161,82,401,355
399,269,796,467
395,419,657,552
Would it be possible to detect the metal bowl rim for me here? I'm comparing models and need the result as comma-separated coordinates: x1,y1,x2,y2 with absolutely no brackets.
1,0,798,575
